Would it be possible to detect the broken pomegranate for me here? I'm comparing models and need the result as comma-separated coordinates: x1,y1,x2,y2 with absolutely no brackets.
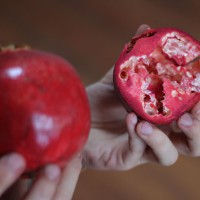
0,45,90,173
114,28,200,124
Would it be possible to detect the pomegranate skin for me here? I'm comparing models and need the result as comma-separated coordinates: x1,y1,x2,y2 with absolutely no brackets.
0,48,90,173
114,28,200,125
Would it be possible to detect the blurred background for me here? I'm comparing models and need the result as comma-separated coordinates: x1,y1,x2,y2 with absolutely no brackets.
0,0,200,199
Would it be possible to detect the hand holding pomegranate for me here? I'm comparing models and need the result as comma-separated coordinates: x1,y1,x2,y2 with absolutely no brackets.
84,65,200,170
0,153,81,200
0,46,90,199
83,25,200,170
1,25,200,200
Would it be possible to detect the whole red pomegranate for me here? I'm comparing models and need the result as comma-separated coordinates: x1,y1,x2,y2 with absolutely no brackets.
114,28,200,124
0,45,90,173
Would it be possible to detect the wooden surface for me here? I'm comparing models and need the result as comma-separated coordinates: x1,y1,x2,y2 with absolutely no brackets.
0,0,200,199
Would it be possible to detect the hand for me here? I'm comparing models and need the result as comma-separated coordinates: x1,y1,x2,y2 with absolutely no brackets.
83,24,200,170
160,101,200,157
0,153,82,200
134,101,200,165
83,67,178,170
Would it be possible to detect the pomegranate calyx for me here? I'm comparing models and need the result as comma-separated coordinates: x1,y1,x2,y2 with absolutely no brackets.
0,44,30,52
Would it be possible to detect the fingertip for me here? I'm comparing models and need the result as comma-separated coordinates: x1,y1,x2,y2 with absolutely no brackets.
1,153,26,172
135,24,151,35
178,113,193,127
44,164,61,181
0,153,26,196
126,113,137,126
137,121,153,136
126,113,138,137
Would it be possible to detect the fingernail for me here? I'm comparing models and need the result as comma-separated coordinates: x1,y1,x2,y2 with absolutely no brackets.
130,114,137,125
45,164,61,181
179,113,193,127
2,153,25,171
140,122,153,135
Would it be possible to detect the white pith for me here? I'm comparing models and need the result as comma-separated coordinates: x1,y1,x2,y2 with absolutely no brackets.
119,32,200,116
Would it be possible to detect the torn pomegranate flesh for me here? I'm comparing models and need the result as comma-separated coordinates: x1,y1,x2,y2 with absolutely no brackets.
114,28,200,124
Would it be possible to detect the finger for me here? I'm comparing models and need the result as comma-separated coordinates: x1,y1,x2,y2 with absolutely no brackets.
53,155,82,200
178,110,200,156
122,113,146,169
25,164,61,200
0,153,26,196
136,121,178,166
135,24,151,36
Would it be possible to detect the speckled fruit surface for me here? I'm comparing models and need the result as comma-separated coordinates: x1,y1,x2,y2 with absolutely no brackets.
0,46,90,173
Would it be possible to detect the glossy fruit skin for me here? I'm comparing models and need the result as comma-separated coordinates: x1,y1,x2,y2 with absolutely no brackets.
0,48,90,173
114,28,200,125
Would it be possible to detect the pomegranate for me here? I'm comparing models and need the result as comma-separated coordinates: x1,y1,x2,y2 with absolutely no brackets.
0,45,90,173
114,28,200,124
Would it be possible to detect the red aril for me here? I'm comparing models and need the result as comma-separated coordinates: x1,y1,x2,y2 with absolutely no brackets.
0,45,90,174
114,28,200,124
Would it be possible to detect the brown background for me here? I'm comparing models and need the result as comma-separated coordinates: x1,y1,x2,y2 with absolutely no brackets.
0,0,200,199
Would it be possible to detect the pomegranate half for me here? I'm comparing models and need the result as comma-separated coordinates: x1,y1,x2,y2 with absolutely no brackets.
114,28,200,124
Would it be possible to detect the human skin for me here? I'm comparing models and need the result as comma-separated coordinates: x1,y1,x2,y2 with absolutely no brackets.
83,25,200,169
84,65,200,170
